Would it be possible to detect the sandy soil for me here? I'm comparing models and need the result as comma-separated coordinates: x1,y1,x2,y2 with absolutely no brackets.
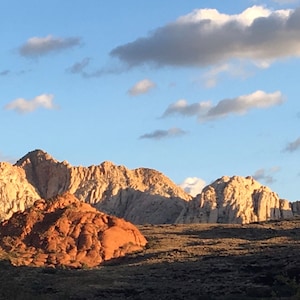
1,219,300,299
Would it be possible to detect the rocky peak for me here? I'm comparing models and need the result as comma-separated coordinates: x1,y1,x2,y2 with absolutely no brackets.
14,150,71,199
179,175,293,224
15,149,58,167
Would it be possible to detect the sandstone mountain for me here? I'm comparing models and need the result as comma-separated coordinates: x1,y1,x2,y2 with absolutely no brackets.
0,149,297,224
0,193,147,268
4,149,191,224
0,162,40,220
178,175,293,224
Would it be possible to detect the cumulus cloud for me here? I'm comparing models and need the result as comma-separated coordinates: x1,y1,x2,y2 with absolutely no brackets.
162,90,284,122
179,177,206,196
67,58,91,74
110,6,300,69
4,94,57,114
283,136,300,152
19,35,81,57
252,167,280,184
128,79,156,96
139,127,186,140
162,99,211,118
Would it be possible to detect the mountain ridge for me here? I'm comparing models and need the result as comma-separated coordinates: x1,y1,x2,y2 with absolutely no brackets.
0,149,298,224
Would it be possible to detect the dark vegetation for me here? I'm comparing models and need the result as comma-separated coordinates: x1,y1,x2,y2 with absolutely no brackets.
1,219,300,299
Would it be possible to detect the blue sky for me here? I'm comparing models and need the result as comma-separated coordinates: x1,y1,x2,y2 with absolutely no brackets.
1,0,300,201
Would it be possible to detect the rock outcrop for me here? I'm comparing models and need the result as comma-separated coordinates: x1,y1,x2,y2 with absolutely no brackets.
0,162,40,220
0,193,147,268
178,176,293,224
291,201,300,216
0,150,297,225
10,150,191,224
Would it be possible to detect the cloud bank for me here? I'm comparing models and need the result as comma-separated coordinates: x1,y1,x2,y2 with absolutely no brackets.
128,79,156,96
110,6,300,68
139,127,186,140
179,177,206,196
19,35,81,57
4,94,56,114
162,90,284,122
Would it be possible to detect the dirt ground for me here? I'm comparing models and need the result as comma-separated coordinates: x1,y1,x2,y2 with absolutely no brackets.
1,219,300,299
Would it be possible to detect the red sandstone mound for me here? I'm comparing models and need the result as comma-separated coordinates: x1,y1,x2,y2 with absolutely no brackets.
0,193,147,268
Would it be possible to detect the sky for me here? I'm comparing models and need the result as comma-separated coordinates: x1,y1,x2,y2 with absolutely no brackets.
1,0,300,201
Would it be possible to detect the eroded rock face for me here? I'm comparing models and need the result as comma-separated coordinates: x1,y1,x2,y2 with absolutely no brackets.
0,193,147,268
0,162,40,220
12,150,191,224
291,201,300,216
0,150,297,225
179,176,294,224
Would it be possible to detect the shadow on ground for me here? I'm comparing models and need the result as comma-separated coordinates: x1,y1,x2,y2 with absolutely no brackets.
1,220,300,300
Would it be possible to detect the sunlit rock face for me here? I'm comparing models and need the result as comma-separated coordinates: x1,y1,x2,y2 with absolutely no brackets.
0,149,190,224
0,162,40,220
178,176,293,224
0,150,296,225
0,193,147,268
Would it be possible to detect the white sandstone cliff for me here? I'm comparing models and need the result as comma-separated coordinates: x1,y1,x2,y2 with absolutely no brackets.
178,176,293,224
0,150,296,224
0,162,40,220
12,150,191,224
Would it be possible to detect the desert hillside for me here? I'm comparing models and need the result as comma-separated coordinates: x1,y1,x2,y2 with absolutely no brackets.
1,219,300,299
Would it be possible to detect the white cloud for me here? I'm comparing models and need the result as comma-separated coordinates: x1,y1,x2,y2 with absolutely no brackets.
179,177,206,197
203,90,284,121
162,99,211,118
110,6,300,69
284,136,300,152
4,94,57,114
19,35,81,57
201,64,230,88
200,63,252,88
162,90,284,122
139,127,186,140
128,79,156,96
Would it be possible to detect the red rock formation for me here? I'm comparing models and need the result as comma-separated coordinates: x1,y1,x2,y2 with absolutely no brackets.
0,193,147,268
